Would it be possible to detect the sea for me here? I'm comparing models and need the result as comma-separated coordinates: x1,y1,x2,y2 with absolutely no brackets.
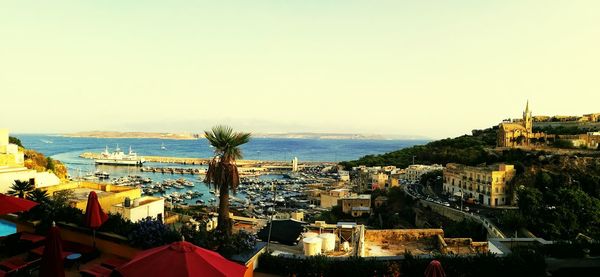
14,134,427,205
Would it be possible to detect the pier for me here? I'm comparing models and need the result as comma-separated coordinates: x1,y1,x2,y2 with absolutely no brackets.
140,167,206,175
79,152,337,167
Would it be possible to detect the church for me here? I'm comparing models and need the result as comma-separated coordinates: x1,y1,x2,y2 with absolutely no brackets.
497,101,547,147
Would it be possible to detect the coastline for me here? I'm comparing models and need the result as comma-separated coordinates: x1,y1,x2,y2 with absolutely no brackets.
62,131,198,140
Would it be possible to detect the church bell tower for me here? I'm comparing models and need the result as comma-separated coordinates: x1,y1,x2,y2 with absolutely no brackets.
523,100,533,132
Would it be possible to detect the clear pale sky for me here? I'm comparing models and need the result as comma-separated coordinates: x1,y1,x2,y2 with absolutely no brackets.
1,1,599,139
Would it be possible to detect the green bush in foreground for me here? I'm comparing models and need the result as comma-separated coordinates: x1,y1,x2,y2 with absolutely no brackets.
258,250,546,277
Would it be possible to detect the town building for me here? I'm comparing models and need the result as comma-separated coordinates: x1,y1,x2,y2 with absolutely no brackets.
370,172,388,188
404,164,444,183
320,188,353,209
442,163,516,207
110,196,165,222
497,102,600,149
582,113,600,122
0,128,60,193
497,101,547,147
337,170,350,182
42,181,164,222
338,194,371,217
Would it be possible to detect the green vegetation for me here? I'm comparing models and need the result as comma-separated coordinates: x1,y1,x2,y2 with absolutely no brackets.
444,219,487,241
26,188,50,204
313,205,346,224
258,249,547,277
534,125,599,135
204,125,251,237
339,127,498,169
419,170,443,195
552,139,575,149
180,225,257,257
369,187,416,228
513,171,600,239
7,180,35,198
9,136,23,147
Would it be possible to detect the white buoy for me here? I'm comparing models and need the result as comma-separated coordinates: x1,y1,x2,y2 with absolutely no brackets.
303,237,322,256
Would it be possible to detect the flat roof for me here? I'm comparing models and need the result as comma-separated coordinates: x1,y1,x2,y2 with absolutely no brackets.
71,188,112,202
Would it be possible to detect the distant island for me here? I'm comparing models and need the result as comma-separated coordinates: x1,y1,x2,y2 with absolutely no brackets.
63,131,427,141
253,132,427,140
63,131,199,140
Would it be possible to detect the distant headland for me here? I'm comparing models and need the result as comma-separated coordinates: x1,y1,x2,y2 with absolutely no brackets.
63,131,426,141
62,131,199,140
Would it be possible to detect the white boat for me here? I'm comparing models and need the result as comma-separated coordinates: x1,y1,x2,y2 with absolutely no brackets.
95,145,145,166
161,143,166,150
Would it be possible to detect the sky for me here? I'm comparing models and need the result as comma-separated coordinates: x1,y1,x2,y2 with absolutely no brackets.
1,1,599,139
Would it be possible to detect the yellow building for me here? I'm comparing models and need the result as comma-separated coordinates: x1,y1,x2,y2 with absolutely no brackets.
443,163,516,207
43,181,142,213
338,194,371,217
320,188,352,209
497,101,547,147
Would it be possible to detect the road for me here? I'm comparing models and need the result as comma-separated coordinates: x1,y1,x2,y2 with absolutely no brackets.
403,181,506,238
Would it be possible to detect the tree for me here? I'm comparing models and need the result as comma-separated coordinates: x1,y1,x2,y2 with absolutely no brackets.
204,125,251,237
9,136,23,147
27,189,50,204
8,180,34,198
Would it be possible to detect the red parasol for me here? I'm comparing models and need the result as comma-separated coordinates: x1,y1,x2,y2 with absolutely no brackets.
83,191,108,247
0,193,38,214
116,240,247,277
39,222,65,277
424,259,446,277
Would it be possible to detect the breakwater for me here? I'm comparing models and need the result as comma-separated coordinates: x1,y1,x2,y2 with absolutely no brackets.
79,152,334,166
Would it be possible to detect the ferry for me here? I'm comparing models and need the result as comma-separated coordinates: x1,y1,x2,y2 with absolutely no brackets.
95,145,145,166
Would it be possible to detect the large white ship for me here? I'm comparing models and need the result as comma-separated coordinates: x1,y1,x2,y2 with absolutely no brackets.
94,145,145,166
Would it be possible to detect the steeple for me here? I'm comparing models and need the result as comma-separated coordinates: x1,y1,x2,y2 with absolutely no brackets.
523,100,532,132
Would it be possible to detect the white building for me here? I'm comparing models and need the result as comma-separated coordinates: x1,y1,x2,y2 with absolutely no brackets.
0,128,60,193
404,164,444,183
110,196,165,222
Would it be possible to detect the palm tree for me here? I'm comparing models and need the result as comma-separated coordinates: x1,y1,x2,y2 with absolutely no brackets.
27,189,50,204
204,125,251,236
8,180,35,198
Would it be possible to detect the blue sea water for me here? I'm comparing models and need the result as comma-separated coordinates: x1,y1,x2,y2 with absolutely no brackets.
13,134,427,205
16,134,426,164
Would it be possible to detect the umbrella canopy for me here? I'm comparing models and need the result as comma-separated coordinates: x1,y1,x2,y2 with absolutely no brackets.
39,223,65,277
84,191,108,229
424,260,446,277
116,241,247,277
0,193,38,214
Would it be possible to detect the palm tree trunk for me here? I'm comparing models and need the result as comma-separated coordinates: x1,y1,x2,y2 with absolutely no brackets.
218,184,232,236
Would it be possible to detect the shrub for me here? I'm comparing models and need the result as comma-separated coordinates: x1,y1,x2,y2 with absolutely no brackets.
128,218,180,249
257,251,547,277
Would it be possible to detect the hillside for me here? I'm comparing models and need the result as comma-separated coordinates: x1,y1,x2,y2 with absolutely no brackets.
339,127,498,169
9,136,68,180
340,128,600,240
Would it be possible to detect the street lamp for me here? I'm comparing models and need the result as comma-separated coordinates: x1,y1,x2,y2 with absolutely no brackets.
460,188,464,212
266,181,277,252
